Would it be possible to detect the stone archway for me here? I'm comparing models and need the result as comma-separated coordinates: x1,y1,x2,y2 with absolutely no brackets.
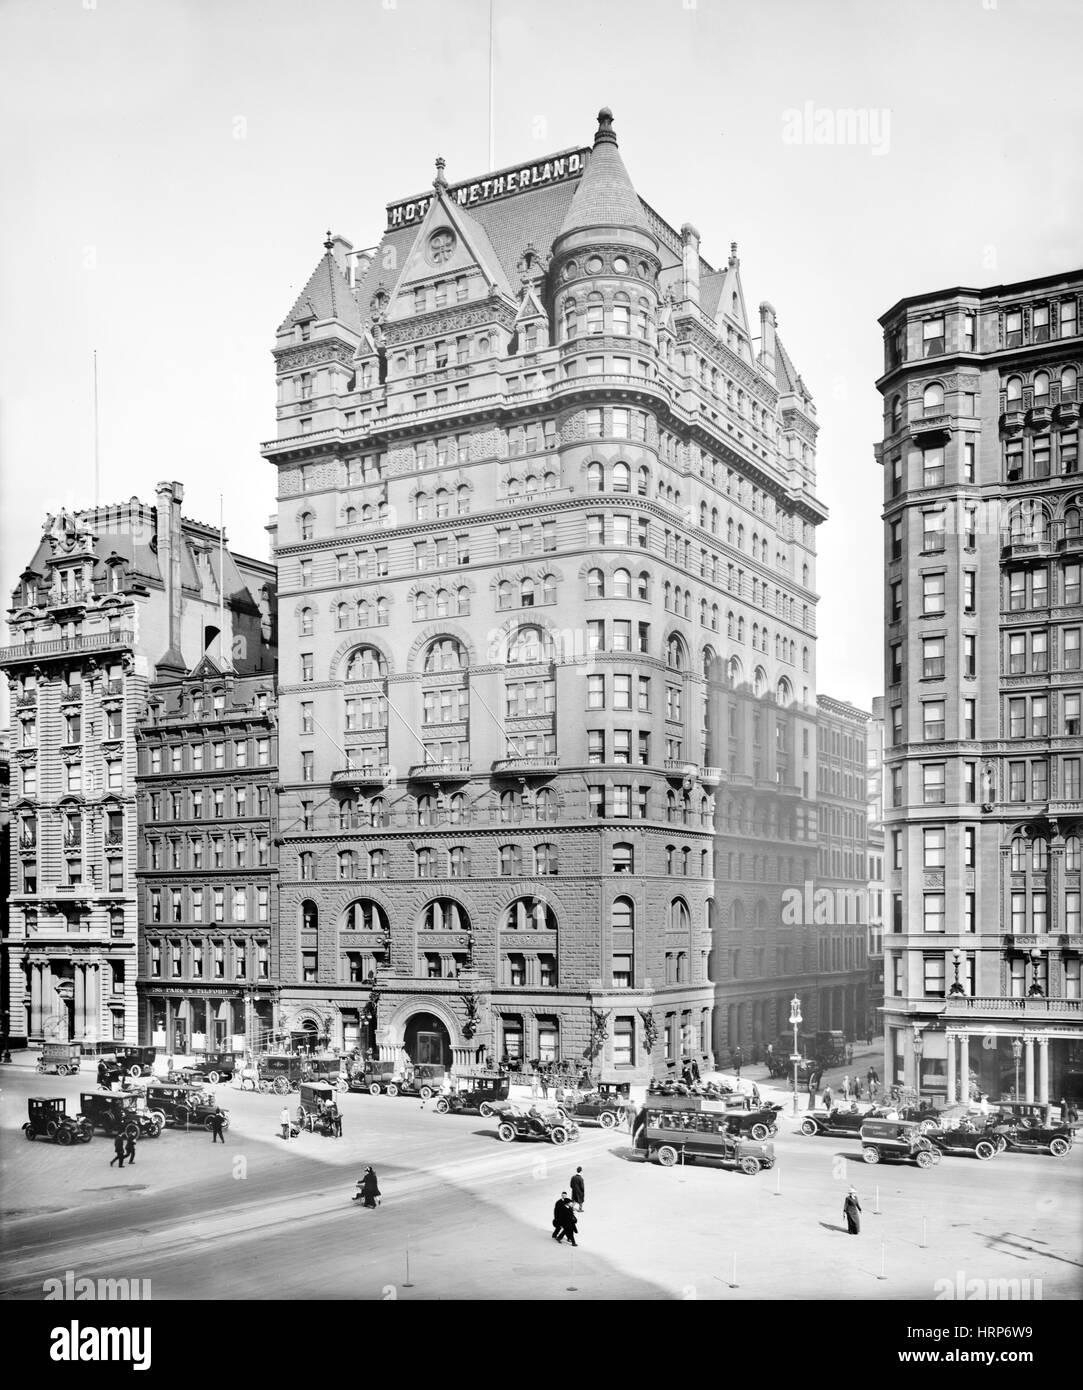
404,1012,452,1068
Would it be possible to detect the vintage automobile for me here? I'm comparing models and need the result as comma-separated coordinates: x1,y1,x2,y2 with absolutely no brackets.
860,1118,942,1167
37,1042,83,1077
80,1091,164,1140
141,1083,225,1131
993,1117,1074,1158
300,1057,349,1091
110,1045,158,1078
347,1060,398,1095
94,1056,125,1089
719,1100,783,1141
390,1063,447,1100
926,1126,1000,1161
296,1082,338,1133
563,1081,630,1129
800,1105,886,1139
766,1049,820,1083
23,1096,93,1145
182,1052,237,1084
434,1073,510,1117
634,1106,775,1174
253,1054,305,1094
496,1106,580,1145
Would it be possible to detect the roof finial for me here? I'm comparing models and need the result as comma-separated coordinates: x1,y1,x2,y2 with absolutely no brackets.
729,241,739,267
324,229,334,251
433,155,448,191
594,107,617,147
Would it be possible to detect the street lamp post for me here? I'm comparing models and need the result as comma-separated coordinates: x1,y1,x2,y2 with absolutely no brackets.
949,948,966,996
912,1025,924,1107
788,994,802,1116
1012,1036,1023,1101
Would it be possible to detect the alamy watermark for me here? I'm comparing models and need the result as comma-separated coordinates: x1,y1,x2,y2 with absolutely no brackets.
782,102,891,157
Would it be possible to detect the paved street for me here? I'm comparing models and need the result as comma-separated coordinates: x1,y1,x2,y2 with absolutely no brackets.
2,1063,1080,1301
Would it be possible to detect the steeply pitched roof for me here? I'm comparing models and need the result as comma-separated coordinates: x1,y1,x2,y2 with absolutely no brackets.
278,250,361,333
775,333,799,393
557,109,652,241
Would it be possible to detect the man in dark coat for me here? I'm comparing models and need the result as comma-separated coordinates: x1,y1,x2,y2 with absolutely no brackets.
359,1167,380,1208
552,1192,569,1240
555,1196,578,1246
210,1109,226,1143
843,1187,862,1235
123,1133,137,1165
732,1047,743,1080
109,1134,126,1167
570,1167,585,1213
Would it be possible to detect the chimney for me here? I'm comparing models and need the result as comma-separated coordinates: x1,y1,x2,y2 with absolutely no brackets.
328,234,353,279
759,302,778,384
154,480,186,676
681,223,700,308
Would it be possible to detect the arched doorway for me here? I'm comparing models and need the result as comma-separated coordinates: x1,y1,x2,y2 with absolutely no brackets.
404,1012,452,1067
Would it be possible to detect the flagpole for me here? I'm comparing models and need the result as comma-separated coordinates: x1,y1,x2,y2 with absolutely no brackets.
93,350,100,507
219,494,227,669
488,0,495,169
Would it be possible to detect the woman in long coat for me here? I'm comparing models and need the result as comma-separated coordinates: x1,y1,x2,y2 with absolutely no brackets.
843,1187,862,1235
360,1166,381,1208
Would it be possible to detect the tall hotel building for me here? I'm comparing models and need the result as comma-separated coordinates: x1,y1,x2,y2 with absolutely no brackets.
265,110,825,1078
1,486,275,1045
876,270,1082,1106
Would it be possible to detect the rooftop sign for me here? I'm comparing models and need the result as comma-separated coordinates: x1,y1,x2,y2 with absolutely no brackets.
386,147,589,231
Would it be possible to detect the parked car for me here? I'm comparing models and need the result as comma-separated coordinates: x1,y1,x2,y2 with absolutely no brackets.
185,1052,237,1084
927,1126,1001,1161
141,1083,224,1131
79,1091,163,1140
300,1057,349,1091
720,1102,783,1141
496,1107,580,1145
634,1105,775,1174
110,1045,158,1078
392,1063,447,1100
561,1081,630,1129
993,1118,1074,1158
434,1073,510,1117
860,1118,942,1167
23,1096,93,1145
800,1106,885,1139
766,1050,819,1083
347,1060,398,1095
36,1042,83,1077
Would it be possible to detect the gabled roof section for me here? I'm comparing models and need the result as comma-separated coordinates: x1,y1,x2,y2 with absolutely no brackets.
187,653,224,680
514,285,547,323
278,249,361,334
711,247,752,338
775,334,799,393
557,109,652,241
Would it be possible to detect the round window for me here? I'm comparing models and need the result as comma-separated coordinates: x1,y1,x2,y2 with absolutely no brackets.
637,261,650,279
563,260,578,280
587,255,604,274
426,229,457,266
613,255,629,274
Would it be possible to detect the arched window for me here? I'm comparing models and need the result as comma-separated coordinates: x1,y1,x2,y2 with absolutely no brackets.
802,563,809,587
613,461,631,493
1033,371,1050,402
497,580,512,610
423,899,470,932
414,592,430,621
1010,835,1027,872
700,598,709,625
520,577,535,608
343,899,388,932
499,844,522,876
507,478,521,499
669,898,691,933
1061,366,1078,395
754,666,767,696
345,646,386,680
637,466,651,496
637,571,650,600
534,842,558,874
1065,507,1082,538
891,395,902,431
587,568,605,599
587,462,604,492
434,588,450,618
415,492,430,521
541,573,557,604
544,471,558,491
416,795,438,827
457,586,470,615
344,506,357,527
457,484,471,514
357,598,371,627
711,507,719,534
416,847,436,878
666,634,686,669
923,382,944,414
423,637,467,673
507,625,547,664
301,899,318,931
737,524,745,550
504,898,558,931
335,602,349,630
1006,375,1023,404
536,788,557,821
777,677,793,705
613,568,631,598
376,597,388,625
1065,835,1081,871
728,655,742,685
663,581,672,610
700,501,708,528
435,488,451,517
299,607,314,636
299,512,314,542
612,841,634,873
524,474,538,495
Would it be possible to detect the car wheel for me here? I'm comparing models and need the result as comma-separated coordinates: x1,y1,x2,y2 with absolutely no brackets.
336,1079,348,1094
435,1099,450,1115
206,1071,220,1085
995,1135,1008,1153
386,1084,399,1098
497,1123,516,1143
478,1102,493,1118
1049,1137,1071,1157
418,1086,432,1100
46,1120,59,1138
739,1156,761,1176
800,1119,818,1136
915,1150,935,1168
24,1125,35,1140
36,1062,47,1074
149,1121,163,1138
151,1111,167,1128
550,1126,568,1145
918,1119,937,1135
657,1145,678,1167
273,1077,290,1096
124,1123,140,1141
975,1140,995,1161
368,1083,381,1096
751,1123,769,1141
599,1111,616,1129
57,1127,74,1146
862,1146,880,1164
129,1065,142,1079
80,1126,93,1143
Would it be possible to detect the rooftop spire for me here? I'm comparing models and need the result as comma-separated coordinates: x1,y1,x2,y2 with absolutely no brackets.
594,106,617,146
433,155,448,191
555,107,653,243
324,229,334,251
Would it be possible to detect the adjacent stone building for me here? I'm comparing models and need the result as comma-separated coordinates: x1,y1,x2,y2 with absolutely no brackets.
135,664,279,1054
877,268,1082,1104
1,486,276,1044
262,109,827,1079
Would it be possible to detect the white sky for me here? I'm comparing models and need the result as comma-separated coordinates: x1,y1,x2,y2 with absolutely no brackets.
2,0,1081,717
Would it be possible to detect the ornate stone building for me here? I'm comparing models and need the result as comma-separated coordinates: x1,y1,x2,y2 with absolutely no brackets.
264,110,826,1079
1,485,275,1044
135,664,279,1054
877,269,1082,1105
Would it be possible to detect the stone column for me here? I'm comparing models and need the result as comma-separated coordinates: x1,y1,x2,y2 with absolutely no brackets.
902,1025,915,1090
959,1034,970,1101
30,963,43,1038
74,965,85,1039
1037,1036,1050,1106
946,1031,957,1105
86,965,100,1042
1024,1036,1035,1102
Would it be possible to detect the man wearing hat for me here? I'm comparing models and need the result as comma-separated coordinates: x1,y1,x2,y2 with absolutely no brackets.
843,1187,862,1235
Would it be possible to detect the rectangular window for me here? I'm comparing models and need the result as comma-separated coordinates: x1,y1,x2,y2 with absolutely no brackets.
923,954,946,998
922,636,944,678
963,633,976,678
922,573,945,615
964,825,976,869
923,827,946,868
923,700,945,740
923,893,945,933
587,675,605,710
923,449,945,488
963,571,975,613
613,675,632,710
923,763,945,804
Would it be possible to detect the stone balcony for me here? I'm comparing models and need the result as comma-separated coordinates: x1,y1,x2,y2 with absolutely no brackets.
407,760,472,783
491,755,559,776
0,629,134,665
942,995,1082,1019
331,765,391,789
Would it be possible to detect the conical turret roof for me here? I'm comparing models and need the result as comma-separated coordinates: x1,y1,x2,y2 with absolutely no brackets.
278,245,361,333
557,109,652,240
